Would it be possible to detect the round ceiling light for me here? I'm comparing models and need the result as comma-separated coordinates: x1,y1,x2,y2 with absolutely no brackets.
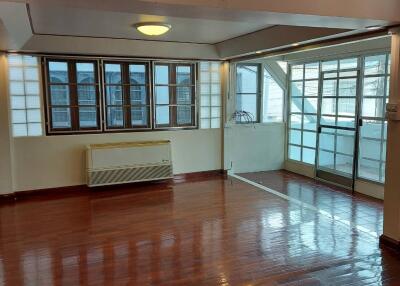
134,22,171,36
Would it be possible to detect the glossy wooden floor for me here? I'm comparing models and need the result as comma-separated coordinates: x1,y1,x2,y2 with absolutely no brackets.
1,171,400,285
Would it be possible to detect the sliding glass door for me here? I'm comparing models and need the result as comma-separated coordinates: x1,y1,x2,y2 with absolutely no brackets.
288,54,390,189
316,59,359,189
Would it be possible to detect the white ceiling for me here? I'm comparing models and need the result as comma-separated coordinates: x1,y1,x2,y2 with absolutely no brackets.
29,5,276,44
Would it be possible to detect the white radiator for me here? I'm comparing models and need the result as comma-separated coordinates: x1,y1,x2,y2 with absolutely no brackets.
86,140,173,187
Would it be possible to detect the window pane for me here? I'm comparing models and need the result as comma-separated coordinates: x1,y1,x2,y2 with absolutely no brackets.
11,96,26,109
305,63,319,79
361,120,383,139
290,81,303,97
130,86,147,105
363,77,385,97
211,95,221,106
338,98,356,116
9,67,23,80
76,63,95,83
302,148,315,164
320,130,335,151
8,54,23,66
177,106,192,125
49,61,69,83
25,82,39,96
131,107,148,126
321,98,336,115
79,107,97,127
24,67,39,81
201,95,210,107
289,129,301,145
289,145,301,161
23,56,38,66
236,65,259,93
78,85,96,105
176,86,192,104
211,107,220,117
156,106,170,125
290,114,302,129
104,64,121,84
27,109,41,122
107,107,124,127
322,80,337,97
359,158,380,182
13,124,28,137
336,154,353,175
155,86,169,104
27,123,42,136
291,65,303,80
263,69,283,123
303,115,317,131
336,130,354,155
236,93,257,121
338,78,357,97
303,97,318,114
362,98,384,117
340,58,358,70
129,64,146,84
290,97,302,113
201,107,210,118
12,110,26,123
211,84,220,95
10,81,24,95
105,85,123,105
211,118,220,128
304,80,318,97
365,55,387,75
155,65,169,84
302,131,316,148
50,85,70,105
322,60,338,71
51,107,71,128
176,66,191,85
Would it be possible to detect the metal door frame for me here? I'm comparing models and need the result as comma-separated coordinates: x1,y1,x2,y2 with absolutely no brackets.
315,64,362,192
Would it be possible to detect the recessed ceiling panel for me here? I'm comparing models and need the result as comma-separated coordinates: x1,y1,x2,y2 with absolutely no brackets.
29,5,275,44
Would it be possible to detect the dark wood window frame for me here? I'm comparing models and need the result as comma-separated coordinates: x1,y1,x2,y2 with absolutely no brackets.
44,58,102,134
153,62,197,129
103,60,152,131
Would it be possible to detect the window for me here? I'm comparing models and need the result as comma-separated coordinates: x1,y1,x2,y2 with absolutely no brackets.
263,68,284,123
8,54,42,137
288,62,319,164
235,64,260,123
199,61,222,129
154,62,196,128
103,61,150,130
358,54,390,183
45,59,101,133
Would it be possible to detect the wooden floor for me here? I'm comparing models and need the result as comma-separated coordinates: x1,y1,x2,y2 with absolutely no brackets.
0,171,399,285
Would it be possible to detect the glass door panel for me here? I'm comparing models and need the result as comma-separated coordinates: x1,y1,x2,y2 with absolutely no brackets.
316,67,359,189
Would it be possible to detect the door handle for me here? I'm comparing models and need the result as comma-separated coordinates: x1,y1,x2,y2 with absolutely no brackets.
317,126,322,133
358,118,363,127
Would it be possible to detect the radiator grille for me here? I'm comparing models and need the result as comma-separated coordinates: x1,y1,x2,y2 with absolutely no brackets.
88,164,173,187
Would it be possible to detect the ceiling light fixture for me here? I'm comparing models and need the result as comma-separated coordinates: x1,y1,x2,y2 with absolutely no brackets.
292,43,300,47
366,25,383,30
255,51,263,54
134,22,171,36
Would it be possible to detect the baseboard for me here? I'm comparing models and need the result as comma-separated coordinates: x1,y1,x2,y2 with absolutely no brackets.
379,234,400,252
0,169,226,203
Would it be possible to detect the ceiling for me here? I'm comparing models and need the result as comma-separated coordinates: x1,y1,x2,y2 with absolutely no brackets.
0,0,398,59
29,5,275,44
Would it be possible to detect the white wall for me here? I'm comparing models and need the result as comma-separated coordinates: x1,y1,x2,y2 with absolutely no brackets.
12,129,222,192
224,123,285,173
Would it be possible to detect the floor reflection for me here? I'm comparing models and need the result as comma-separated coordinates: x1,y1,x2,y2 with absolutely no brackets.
0,174,398,285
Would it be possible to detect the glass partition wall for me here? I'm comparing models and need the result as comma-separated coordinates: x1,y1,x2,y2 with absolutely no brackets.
287,53,390,188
